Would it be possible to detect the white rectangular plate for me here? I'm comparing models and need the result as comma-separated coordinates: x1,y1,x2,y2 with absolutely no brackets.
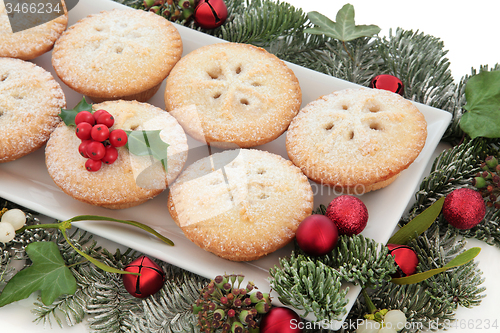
0,0,451,328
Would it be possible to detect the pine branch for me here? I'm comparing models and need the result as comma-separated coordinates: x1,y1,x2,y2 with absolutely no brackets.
215,0,307,46
404,138,486,222
125,268,206,333
378,28,456,112
269,252,348,321
325,235,397,288
414,225,485,309
315,37,382,86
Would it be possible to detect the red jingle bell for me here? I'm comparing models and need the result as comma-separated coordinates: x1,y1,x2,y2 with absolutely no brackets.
325,195,368,236
193,0,228,29
122,256,165,298
443,188,486,230
387,244,419,278
370,74,404,96
296,214,338,256
260,307,303,333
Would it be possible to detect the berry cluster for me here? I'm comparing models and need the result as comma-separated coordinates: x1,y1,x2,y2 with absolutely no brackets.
0,208,26,243
193,274,271,333
74,110,128,172
472,155,500,209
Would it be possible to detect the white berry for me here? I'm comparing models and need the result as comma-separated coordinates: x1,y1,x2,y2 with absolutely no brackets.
0,222,16,243
356,319,380,333
383,309,407,332
1,208,26,230
378,327,397,333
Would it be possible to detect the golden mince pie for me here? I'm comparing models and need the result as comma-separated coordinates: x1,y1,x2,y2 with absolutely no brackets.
167,149,314,261
52,9,182,103
45,100,188,209
0,58,65,163
286,88,427,193
165,42,301,148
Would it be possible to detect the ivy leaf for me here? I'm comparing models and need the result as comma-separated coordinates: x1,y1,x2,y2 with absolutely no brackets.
125,130,169,172
304,4,381,42
0,241,76,307
387,197,445,245
460,70,500,139
59,97,93,126
391,247,481,285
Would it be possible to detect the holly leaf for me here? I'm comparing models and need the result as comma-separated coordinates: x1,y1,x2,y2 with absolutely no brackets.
460,70,500,139
125,130,169,172
59,96,93,126
0,241,76,307
304,5,381,42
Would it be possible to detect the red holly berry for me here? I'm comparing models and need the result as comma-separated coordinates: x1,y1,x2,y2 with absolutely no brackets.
91,124,110,142
102,146,118,164
109,129,128,147
75,111,95,126
97,113,115,128
85,158,102,172
93,109,109,121
78,140,91,158
75,122,93,140
86,141,106,160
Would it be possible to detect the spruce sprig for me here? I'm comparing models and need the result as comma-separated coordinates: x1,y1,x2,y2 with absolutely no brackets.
325,235,396,288
269,252,348,321
216,0,307,46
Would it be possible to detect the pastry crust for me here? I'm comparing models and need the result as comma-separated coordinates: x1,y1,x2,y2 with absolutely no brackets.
52,9,182,101
286,88,427,193
0,58,65,163
167,149,314,261
165,43,301,148
45,100,188,209
0,0,68,60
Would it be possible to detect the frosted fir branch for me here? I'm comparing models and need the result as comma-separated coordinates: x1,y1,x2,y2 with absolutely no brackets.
124,269,206,333
215,0,308,46
326,235,396,288
269,252,348,321
378,28,456,112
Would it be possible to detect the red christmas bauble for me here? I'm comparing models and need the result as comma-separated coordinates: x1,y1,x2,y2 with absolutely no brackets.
443,188,486,230
194,0,228,29
325,195,368,236
387,244,419,278
369,74,404,96
296,215,339,256
122,256,165,298
260,307,303,333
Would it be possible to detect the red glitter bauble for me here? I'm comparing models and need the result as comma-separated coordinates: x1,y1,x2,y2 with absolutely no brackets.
260,307,303,333
296,215,339,256
325,195,368,236
387,244,419,278
122,256,165,298
443,188,486,230
369,74,404,96
194,0,228,29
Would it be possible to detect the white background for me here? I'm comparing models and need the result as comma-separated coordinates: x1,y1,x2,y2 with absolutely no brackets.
2,1,500,332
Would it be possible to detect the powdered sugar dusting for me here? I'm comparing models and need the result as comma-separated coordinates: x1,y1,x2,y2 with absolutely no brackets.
168,149,313,261
0,58,65,162
45,100,188,209
286,88,427,192
165,43,301,148
52,9,182,98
